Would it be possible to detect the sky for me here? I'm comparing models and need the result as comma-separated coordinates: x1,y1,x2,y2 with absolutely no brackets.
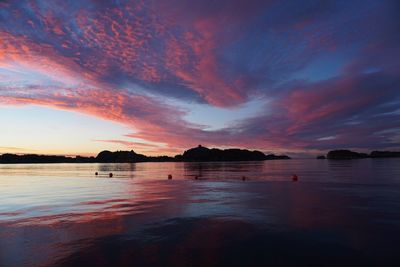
0,0,399,157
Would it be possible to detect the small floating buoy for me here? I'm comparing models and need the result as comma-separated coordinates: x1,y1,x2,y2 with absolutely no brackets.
168,174,172,180
109,173,113,178
292,174,298,182
242,176,246,181
194,175,199,180
95,172,98,176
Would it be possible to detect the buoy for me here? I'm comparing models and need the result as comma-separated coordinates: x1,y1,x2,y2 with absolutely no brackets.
194,175,199,180
242,176,246,181
168,174,172,180
95,172,98,176
109,173,113,178
292,174,298,182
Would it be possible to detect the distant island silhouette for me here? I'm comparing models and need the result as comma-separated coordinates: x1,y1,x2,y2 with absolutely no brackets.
0,145,290,164
1,146,399,164
322,150,400,160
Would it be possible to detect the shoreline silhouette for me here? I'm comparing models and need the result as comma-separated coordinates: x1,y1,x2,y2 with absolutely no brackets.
0,145,291,164
0,146,399,164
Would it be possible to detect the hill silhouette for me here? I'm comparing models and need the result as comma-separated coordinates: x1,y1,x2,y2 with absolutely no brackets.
96,150,147,163
3,147,399,164
0,145,290,163
96,150,176,163
178,145,290,162
0,153,95,164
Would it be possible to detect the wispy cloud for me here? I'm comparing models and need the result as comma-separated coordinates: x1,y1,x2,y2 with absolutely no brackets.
0,0,399,154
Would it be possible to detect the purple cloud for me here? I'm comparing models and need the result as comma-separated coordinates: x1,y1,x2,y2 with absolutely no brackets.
0,0,399,155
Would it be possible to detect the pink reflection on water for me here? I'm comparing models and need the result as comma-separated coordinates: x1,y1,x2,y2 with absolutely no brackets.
0,161,400,266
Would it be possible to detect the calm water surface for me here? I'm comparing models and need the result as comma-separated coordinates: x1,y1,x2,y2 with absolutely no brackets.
0,159,400,266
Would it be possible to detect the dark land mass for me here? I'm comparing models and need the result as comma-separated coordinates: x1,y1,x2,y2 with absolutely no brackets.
327,150,369,160
176,145,290,162
0,153,95,164
326,149,400,160
370,151,400,158
95,150,177,163
2,147,399,163
0,145,290,164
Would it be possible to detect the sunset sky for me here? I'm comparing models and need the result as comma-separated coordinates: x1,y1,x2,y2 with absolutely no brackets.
0,0,399,156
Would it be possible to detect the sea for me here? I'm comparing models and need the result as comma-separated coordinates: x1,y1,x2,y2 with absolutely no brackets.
0,159,400,266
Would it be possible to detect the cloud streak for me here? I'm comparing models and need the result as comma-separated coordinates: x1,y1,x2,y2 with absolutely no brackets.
0,0,399,155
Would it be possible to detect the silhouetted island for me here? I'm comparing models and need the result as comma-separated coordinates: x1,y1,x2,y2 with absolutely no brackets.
325,150,400,160
96,145,290,163
95,150,176,163
0,145,290,164
327,150,369,159
177,145,290,162
370,151,400,158
0,153,95,164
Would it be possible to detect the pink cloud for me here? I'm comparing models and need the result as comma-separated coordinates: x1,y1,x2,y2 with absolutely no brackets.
1,0,399,156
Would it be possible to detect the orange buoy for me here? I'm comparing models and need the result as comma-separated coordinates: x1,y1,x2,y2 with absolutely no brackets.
292,174,298,182
109,173,113,178
168,174,172,180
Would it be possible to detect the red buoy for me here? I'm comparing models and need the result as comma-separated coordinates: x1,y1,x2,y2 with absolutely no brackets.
242,176,246,181
168,174,172,180
109,173,113,178
292,174,298,182
95,172,98,176
194,175,199,180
